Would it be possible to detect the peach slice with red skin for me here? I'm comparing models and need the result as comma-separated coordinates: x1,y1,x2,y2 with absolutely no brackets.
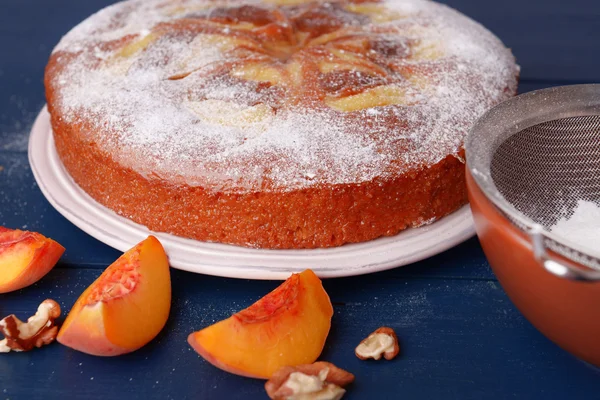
57,236,171,356
0,227,65,293
188,269,333,379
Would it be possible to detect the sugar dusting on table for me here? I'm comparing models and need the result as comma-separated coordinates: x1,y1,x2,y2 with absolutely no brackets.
551,200,600,253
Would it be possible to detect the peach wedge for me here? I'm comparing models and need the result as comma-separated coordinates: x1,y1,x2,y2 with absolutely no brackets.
188,269,333,379
57,236,171,356
0,227,65,293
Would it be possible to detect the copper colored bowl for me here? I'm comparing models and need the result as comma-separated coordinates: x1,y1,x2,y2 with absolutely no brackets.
465,84,600,367
466,170,600,367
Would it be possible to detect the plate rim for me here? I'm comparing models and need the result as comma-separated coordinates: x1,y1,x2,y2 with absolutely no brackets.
29,106,475,280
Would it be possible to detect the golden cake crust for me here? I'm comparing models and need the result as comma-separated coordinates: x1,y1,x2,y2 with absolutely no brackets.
45,0,518,249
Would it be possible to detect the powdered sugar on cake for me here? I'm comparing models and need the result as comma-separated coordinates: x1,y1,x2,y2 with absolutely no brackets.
48,0,518,192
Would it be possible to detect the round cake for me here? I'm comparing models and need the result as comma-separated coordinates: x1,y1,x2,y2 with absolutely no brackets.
45,0,519,249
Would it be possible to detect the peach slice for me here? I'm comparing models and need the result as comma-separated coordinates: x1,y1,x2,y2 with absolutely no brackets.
0,227,65,293
188,269,333,379
57,236,171,356
326,84,409,112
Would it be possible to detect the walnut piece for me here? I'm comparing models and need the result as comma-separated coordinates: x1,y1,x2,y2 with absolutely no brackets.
265,361,355,400
355,327,399,361
0,299,61,352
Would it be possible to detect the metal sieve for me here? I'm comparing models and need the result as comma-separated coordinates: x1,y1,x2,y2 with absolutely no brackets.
466,84,600,281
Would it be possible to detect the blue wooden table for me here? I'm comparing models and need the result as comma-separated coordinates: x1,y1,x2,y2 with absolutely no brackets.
1,0,599,398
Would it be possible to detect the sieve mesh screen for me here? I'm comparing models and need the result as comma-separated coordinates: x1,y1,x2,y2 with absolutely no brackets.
490,115,600,268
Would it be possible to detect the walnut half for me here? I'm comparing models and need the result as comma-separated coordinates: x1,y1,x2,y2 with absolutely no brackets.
0,299,61,352
265,362,355,400
355,327,400,361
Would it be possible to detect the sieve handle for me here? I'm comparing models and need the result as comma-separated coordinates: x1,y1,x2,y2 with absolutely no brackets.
530,227,600,282
541,258,600,282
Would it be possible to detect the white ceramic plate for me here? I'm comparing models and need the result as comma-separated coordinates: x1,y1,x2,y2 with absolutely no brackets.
28,106,475,280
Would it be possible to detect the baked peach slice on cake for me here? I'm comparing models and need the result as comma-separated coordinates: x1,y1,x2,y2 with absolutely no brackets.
0,227,65,293
57,236,171,356
188,269,333,379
